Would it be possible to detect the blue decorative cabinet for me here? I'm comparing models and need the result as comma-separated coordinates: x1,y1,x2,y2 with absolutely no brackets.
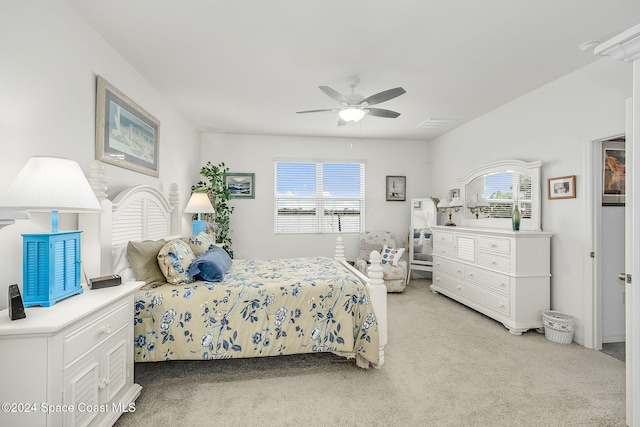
22,231,83,307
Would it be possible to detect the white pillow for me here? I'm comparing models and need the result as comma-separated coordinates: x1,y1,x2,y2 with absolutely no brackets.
112,242,135,282
381,245,405,266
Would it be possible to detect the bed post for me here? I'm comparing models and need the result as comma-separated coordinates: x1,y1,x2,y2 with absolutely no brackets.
367,250,387,368
80,161,112,278
334,237,387,368
168,183,180,235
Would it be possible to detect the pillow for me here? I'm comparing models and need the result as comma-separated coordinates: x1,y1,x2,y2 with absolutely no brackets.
359,242,382,262
381,245,405,266
127,239,167,287
112,242,135,282
187,232,218,256
157,239,196,285
187,246,232,282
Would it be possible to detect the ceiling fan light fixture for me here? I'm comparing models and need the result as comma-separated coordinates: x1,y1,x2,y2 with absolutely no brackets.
338,107,366,123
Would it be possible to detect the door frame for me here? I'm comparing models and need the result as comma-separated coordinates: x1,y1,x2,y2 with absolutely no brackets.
585,132,625,351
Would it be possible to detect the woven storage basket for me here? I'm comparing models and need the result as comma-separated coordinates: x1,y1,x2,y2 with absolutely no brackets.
542,310,575,344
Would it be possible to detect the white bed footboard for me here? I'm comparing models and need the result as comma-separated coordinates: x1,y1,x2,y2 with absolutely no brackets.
335,237,387,368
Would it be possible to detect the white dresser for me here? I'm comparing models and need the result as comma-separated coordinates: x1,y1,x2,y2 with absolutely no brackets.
0,281,144,427
430,225,552,335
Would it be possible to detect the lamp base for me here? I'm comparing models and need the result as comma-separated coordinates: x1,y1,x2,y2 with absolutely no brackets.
444,221,457,226
191,220,207,236
22,230,83,307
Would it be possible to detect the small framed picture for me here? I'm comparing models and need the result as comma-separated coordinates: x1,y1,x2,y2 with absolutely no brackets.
225,173,255,199
547,175,576,200
602,141,625,206
449,188,460,200
386,176,406,201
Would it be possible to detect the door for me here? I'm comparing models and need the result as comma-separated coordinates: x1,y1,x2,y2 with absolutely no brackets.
628,92,639,426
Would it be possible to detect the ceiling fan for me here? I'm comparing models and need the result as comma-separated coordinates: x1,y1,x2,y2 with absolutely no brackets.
296,77,406,126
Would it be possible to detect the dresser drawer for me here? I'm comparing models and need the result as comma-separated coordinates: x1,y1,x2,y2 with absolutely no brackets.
478,236,510,254
432,271,465,295
465,283,510,316
477,253,510,272
433,244,455,258
433,231,453,245
465,265,510,295
433,256,464,277
64,300,131,365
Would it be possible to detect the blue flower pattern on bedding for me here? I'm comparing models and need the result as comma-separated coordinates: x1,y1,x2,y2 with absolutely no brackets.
134,257,379,367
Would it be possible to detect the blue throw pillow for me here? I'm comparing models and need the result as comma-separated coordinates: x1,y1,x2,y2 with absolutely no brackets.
187,246,232,282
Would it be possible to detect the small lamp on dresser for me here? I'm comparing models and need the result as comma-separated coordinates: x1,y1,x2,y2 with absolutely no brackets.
437,196,463,226
184,192,215,235
0,156,102,307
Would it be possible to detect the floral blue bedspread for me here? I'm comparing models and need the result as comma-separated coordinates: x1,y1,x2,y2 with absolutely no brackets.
133,257,380,367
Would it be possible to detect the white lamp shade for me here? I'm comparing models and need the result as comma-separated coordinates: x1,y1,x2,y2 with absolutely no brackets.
338,107,366,123
184,193,215,214
437,199,450,209
450,197,463,208
0,157,101,212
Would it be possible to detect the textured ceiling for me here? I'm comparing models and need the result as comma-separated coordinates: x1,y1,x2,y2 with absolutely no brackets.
67,0,640,141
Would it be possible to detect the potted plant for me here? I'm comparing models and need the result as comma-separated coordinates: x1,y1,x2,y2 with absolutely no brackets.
192,161,234,257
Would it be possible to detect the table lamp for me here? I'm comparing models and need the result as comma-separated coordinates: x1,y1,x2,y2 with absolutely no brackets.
0,157,102,307
184,192,215,235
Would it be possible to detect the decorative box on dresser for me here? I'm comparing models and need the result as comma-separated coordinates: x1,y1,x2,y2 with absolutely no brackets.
0,281,144,427
430,225,552,335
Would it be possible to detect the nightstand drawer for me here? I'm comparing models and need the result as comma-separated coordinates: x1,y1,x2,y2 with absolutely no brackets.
64,300,131,365
478,236,510,254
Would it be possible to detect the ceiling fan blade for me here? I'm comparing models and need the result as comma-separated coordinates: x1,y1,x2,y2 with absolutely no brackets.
367,108,401,118
361,87,406,106
296,108,339,114
319,86,347,103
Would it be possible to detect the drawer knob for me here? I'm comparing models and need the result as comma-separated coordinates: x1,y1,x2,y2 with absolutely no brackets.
498,303,505,308
456,286,462,290
101,324,112,335
468,272,473,277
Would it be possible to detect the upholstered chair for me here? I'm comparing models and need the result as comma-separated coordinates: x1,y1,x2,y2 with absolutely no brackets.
356,231,407,292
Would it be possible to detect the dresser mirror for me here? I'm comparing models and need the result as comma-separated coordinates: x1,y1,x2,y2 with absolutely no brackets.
459,160,542,231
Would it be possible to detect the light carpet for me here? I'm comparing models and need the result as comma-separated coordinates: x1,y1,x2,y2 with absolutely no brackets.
115,278,625,427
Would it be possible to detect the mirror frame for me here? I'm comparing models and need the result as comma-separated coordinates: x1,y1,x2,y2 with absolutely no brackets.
458,159,542,231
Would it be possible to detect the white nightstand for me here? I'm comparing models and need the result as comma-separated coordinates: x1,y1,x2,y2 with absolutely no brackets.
0,281,144,427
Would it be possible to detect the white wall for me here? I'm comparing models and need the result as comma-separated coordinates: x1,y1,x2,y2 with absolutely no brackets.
200,133,431,262
428,58,632,344
0,1,201,309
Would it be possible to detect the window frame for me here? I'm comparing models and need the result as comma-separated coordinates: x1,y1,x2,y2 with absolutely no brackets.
274,160,365,234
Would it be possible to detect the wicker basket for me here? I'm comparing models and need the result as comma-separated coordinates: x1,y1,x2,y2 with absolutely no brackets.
542,310,575,344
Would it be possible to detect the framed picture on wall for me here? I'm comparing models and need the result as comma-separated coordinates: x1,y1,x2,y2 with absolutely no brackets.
602,140,625,206
386,176,406,201
95,75,160,177
225,173,255,199
547,175,576,200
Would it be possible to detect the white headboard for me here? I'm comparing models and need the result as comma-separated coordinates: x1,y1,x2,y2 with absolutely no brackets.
80,161,181,278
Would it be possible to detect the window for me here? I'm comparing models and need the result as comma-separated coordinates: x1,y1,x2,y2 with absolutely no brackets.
274,161,365,233
482,172,532,219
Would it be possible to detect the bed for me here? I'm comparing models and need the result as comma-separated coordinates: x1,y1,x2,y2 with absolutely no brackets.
79,171,387,369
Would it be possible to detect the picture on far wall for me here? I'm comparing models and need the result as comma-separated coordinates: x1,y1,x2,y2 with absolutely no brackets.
386,176,406,201
225,173,255,199
602,140,625,206
95,75,160,177
547,175,576,200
